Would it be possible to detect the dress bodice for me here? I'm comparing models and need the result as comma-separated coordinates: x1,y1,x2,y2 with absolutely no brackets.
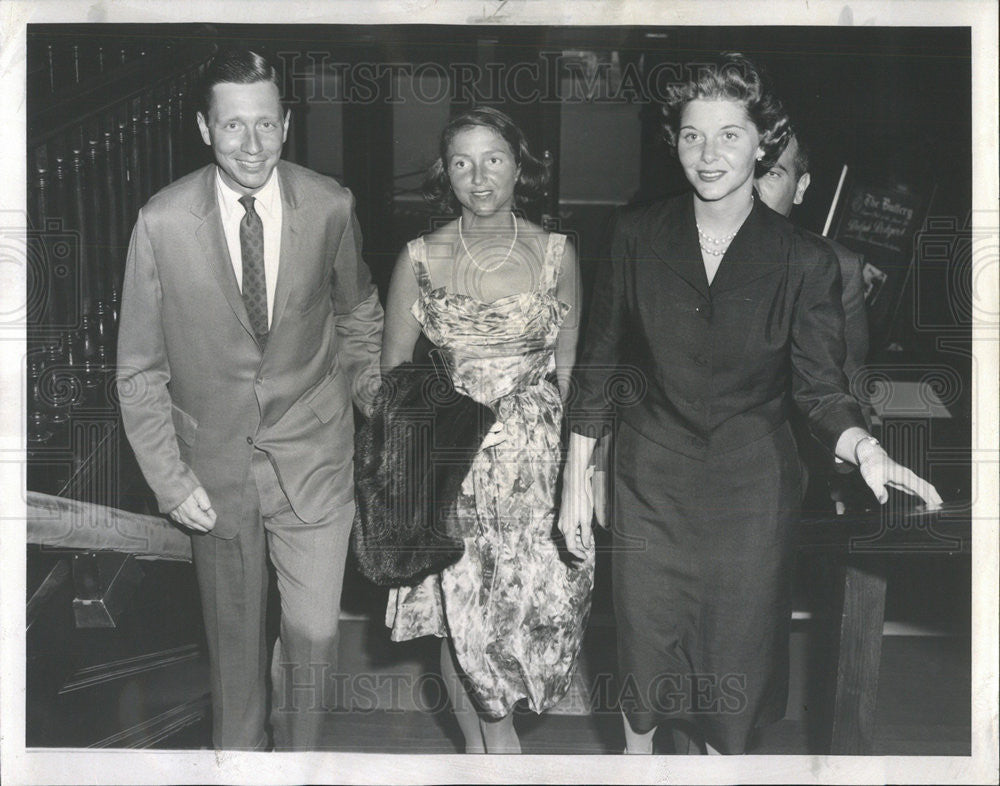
408,232,570,404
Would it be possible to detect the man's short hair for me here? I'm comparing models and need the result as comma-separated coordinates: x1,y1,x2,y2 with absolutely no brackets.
199,48,283,117
789,132,811,180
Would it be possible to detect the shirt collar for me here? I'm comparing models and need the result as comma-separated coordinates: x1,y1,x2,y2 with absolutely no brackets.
215,166,281,220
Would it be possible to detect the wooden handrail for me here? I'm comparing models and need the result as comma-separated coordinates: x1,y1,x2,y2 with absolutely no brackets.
795,499,971,555
27,490,192,561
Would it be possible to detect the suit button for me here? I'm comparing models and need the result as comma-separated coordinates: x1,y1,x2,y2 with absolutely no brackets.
695,303,712,319
246,436,253,445
255,377,263,385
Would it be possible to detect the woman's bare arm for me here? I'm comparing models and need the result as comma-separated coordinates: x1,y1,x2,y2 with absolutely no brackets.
381,247,423,374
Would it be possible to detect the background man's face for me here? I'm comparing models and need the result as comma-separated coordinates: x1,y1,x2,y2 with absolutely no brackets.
197,80,290,195
755,136,810,217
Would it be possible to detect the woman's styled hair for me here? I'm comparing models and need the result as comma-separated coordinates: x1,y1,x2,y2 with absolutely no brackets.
199,48,283,117
421,107,550,213
660,53,791,173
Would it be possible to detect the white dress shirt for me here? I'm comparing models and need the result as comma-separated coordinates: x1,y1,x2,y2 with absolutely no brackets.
215,169,283,327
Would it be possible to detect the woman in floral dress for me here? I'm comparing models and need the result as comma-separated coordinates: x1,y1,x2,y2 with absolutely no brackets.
380,107,593,753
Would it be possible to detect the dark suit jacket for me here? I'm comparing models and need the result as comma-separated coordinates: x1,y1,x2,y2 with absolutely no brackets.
817,234,868,394
796,234,872,473
117,162,383,538
572,193,865,458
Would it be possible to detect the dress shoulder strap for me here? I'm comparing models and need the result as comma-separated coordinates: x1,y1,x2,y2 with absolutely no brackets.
540,232,567,294
406,236,433,293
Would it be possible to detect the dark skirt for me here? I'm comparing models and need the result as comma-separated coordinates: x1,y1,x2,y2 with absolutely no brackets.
611,418,803,754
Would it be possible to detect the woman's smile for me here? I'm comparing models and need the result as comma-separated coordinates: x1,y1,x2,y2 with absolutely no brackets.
677,98,762,205
447,124,520,220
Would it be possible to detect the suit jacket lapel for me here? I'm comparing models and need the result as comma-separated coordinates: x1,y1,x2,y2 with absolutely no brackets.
269,162,299,334
649,195,710,299
710,197,786,294
191,166,256,339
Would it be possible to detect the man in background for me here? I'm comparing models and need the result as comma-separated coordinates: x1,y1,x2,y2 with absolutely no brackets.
756,132,871,510
756,132,869,384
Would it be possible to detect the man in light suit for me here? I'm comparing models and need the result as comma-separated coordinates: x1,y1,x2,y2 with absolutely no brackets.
117,49,383,750
755,132,872,508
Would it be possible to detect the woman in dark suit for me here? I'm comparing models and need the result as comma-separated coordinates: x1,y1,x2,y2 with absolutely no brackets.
558,54,941,755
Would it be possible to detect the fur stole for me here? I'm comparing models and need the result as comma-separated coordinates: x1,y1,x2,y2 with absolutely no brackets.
352,359,496,587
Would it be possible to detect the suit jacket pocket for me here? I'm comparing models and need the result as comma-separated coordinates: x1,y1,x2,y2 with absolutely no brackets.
171,403,198,447
304,368,347,424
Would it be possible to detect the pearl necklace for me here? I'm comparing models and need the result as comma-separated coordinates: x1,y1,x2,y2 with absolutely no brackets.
699,242,728,257
696,195,753,257
458,213,518,273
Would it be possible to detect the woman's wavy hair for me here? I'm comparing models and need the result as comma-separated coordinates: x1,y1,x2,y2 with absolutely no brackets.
661,53,792,175
422,107,550,213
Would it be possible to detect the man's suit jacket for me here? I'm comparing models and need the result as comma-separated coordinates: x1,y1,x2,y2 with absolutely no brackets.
572,193,866,458
805,234,873,463
816,234,868,392
117,161,383,539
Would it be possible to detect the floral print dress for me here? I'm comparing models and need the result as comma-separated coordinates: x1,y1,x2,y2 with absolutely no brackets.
385,232,594,718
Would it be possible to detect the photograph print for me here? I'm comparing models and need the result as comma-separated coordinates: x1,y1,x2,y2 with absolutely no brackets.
3,2,997,785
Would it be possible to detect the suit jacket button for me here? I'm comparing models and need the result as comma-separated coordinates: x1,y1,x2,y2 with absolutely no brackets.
246,436,253,445
255,377,263,385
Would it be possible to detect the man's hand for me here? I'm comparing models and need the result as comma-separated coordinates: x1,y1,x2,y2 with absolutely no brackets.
170,486,217,532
